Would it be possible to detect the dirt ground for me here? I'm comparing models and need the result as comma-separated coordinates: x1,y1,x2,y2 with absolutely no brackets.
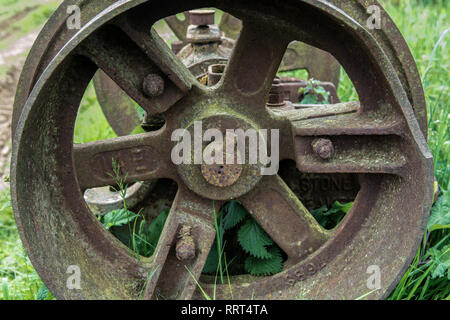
0,42,29,191
0,2,52,191
0,1,173,191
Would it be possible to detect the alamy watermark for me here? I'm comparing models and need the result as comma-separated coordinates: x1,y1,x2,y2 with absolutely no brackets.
66,5,81,30
66,265,81,290
367,5,382,30
366,265,381,290
171,121,280,176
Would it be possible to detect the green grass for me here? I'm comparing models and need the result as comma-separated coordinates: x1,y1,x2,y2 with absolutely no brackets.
0,0,60,44
0,0,449,300
8,3,58,35
0,0,61,79
380,0,450,300
73,83,117,144
0,0,38,21
0,188,45,300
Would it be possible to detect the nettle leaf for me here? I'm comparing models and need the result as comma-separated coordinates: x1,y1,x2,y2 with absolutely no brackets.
102,208,138,230
328,201,353,215
310,205,329,227
299,80,330,105
202,241,221,274
36,284,53,300
144,209,169,252
300,93,319,104
238,220,273,259
310,201,352,229
244,246,283,276
430,245,450,279
133,209,169,257
427,190,450,232
314,86,328,95
314,86,330,103
222,201,248,230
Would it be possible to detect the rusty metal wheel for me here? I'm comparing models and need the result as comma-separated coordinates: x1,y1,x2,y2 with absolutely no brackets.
12,0,433,300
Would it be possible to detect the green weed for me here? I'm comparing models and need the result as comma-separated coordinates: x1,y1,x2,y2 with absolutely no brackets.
203,201,284,279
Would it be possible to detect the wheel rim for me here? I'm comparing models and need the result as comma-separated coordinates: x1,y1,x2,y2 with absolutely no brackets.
12,0,433,299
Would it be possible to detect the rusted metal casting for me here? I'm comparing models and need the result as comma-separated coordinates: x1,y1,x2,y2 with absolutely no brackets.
165,10,342,86
91,8,340,137
12,0,432,300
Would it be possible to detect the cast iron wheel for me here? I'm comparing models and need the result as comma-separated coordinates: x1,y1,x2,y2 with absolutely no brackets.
12,0,433,299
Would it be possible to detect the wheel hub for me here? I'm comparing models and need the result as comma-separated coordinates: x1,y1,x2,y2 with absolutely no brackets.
176,113,264,200
200,134,243,188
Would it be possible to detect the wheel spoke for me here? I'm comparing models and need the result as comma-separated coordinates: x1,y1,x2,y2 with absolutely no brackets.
239,175,330,263
289,102,403,135
278,41,341,88
221,20,291,103
92,70,141,137
73,131,175,190
79,22,192,115
114,12,193,93
277,101,360,121
141,187,217,300
218,12,242,40
288,103,408,176
295,136,407,175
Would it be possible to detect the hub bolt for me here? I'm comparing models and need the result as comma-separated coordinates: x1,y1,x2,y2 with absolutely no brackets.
143,74,165,97
186,10,221,43
189,9,215,26
201,134,243,187
312,138,334,160
267,77,286,107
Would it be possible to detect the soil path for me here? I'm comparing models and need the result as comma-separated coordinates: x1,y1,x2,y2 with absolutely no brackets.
0,39,32,190
0,1,170,190
0,5,51,190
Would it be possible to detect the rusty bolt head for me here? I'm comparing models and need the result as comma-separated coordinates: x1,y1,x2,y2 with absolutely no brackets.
143,74,164,97
189,9,215,26
176,226,196,261
201,162,243,188
186,10,221,44
267,77,286,107
312,138,334,160
201,134,243,187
